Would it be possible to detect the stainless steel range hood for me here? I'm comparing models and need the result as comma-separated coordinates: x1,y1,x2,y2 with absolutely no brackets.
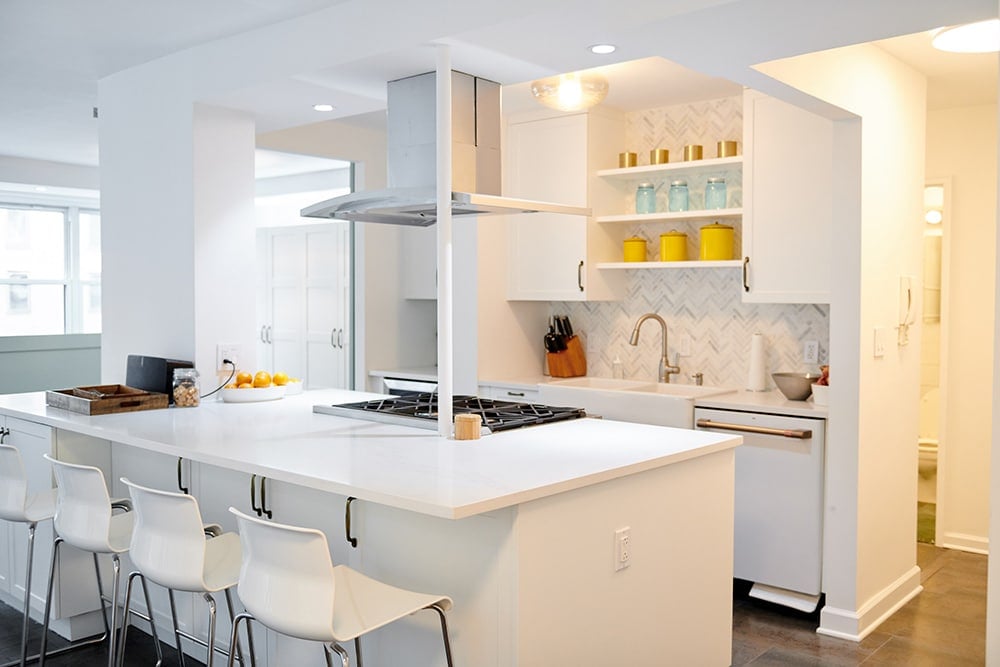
301,71,589,226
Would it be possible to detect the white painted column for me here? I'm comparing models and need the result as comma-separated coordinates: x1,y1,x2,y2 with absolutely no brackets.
436,45,453,436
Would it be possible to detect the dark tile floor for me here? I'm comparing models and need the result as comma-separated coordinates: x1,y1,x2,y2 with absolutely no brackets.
0,543,986,666
733,544,987,665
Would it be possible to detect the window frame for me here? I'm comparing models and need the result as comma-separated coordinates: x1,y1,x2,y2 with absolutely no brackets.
0,191,101,336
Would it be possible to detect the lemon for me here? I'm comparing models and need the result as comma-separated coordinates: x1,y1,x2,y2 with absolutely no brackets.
272,372,289,386
253,371,271,388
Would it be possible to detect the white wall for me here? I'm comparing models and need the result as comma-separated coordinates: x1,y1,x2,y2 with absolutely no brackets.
759,43,927,639
927,103,997,551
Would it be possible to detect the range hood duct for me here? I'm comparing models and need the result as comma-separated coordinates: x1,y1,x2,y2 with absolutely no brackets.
300,71,589,226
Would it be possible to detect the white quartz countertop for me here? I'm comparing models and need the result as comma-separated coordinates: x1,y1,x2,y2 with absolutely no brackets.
0,389,739,520
693,389,828,418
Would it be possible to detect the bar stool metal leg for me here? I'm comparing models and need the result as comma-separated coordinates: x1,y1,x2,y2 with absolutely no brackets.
223,588,254,667
37,540,112,667
430,603,455,667
167,589,187,667
17,521,38,667
225,612,255,667
204,593,217,667
326,643,349,667
117,571,164,667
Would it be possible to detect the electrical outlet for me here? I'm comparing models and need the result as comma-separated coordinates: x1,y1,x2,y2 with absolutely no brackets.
216,343,240,371
614,527,631,571
678,333,692,357
803,340,819,364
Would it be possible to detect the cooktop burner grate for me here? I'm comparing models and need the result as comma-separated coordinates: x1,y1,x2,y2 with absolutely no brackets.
314,393,586,433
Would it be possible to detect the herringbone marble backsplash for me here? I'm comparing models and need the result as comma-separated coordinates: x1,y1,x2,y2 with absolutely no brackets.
550,95,830,389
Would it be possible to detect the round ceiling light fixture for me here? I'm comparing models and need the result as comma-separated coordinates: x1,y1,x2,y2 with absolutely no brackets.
530,72,609,112
589,44,617,55
932,18,1000,53
312,103,336,112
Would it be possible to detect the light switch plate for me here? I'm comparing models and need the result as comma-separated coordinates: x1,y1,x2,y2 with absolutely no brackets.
873,328,887,358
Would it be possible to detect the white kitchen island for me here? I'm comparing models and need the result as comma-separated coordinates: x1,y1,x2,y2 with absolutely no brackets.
0,389,739,666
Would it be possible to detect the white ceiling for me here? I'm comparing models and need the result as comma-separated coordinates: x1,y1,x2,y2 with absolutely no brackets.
0,0,996,171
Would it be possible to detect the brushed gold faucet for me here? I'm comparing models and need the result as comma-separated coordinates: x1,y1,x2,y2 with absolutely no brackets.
628,313,681,383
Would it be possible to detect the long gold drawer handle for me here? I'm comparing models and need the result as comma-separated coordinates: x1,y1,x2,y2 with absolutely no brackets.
696,418,812,439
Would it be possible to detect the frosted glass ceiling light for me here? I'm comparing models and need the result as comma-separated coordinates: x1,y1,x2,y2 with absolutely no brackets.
531,72,608,112
932,19,1000,53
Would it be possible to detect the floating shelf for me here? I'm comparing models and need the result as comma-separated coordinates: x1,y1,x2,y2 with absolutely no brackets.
597,260,743,270
596,156,742,179
595,208,743,224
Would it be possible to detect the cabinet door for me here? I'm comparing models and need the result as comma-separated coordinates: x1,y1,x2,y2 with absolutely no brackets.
506,114,590,301
5,418,54,616
258,225,351,389
742,90,833,303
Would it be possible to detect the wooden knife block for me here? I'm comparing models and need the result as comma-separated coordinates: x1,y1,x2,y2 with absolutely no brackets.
547,335,587,377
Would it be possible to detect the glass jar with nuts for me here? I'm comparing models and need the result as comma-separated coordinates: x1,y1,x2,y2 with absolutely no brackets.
172,368,201,407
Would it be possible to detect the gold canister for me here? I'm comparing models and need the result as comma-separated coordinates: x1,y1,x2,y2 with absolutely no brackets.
683,144,703,161
618,152,638,168
699,222,734,260
650,148,669,164
623,236,647,262
717,140,739,157
659,230,688,262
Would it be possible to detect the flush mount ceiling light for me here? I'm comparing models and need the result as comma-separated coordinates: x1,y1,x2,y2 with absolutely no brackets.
589,44,616,55
932,18,1000,53
312,103,336,112
530,72,609,112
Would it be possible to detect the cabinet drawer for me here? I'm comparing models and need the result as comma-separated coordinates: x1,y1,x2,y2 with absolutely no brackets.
479,384,540,402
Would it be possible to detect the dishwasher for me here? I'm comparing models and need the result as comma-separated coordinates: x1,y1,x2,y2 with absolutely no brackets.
694,406,826,612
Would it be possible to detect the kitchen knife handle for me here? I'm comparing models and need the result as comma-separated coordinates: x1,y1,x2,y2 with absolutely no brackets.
250,474,262,517
743,256,751,292
577,260,584,292
176,457,188,494
345,496,358,548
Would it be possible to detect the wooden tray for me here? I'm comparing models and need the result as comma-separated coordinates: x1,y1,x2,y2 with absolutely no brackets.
46,384,169,415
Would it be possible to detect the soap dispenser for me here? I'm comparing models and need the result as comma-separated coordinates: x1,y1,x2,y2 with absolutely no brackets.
612,354,624,379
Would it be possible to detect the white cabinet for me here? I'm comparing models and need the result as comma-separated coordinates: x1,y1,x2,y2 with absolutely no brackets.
505,110,624,301
478,382,540,403
257,224,352,389
741,89,833,303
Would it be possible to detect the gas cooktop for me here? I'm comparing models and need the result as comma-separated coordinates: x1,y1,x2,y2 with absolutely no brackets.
313,393,586,434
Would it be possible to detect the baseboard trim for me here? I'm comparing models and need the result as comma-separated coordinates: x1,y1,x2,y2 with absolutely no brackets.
940,531,989,555
817,566,923,641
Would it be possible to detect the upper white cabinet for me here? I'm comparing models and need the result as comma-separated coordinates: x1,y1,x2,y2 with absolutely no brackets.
505,110,624,301
741,89,833,303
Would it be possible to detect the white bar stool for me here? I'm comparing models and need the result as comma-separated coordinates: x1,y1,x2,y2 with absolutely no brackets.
0,444,58,667
38,455,162,667
225,507,454,667
116,478,256,667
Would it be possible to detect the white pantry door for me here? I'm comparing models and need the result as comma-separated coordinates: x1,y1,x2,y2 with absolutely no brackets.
257,223,351,389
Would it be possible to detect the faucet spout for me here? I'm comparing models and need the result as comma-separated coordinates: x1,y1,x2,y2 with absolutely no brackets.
628,313,681,383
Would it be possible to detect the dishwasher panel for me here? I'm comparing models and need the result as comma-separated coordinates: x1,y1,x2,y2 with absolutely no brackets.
695,407,825,597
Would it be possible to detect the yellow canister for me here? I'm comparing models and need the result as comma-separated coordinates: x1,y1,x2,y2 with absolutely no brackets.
659,230,688,262
623,236,647,262
699,222,734,260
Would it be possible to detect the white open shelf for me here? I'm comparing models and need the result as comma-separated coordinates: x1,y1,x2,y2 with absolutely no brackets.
597,260,743,270
595,207,742,224
596,155,742,179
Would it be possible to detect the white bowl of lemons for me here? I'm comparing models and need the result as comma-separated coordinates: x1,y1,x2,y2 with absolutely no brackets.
221,371,291,403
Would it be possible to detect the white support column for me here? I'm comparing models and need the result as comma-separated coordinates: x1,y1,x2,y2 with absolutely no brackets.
436,45,453,437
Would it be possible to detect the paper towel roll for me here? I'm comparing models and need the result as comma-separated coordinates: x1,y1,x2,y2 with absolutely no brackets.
747,333,767,391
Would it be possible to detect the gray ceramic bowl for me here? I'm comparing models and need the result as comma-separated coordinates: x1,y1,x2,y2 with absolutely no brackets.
772,372,821,401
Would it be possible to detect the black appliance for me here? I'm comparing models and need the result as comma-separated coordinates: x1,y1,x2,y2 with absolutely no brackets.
125,355,194,404
313,393,586,433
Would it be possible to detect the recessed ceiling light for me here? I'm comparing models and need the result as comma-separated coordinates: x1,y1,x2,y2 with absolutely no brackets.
589,44,616,55
932,19,1000,53
312,104,335,112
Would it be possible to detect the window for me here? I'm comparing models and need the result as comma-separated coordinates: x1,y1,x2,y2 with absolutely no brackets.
0,201,101,335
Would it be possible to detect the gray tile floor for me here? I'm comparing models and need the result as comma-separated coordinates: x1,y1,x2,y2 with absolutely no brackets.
733,544,987,665
0,543,985,665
